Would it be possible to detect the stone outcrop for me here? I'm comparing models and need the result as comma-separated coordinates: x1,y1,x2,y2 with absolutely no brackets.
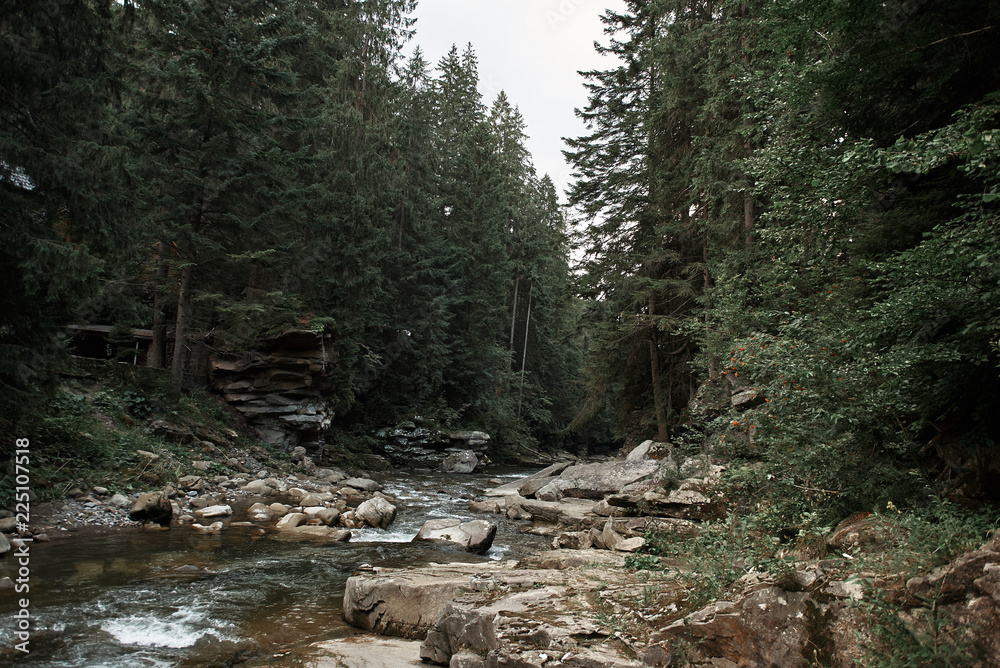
344,559,643,668
646,587,818,667
476,452,719,551
377,423,491,470
642,534,1000,667
210,329,334,454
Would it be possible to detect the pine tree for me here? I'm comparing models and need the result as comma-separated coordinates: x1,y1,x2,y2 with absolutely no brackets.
0,0,132,402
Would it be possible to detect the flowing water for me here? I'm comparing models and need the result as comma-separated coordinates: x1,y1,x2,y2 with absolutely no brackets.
0,468,545,667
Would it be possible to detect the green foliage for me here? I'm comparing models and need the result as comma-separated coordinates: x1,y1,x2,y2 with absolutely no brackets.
568,0,1000,519
623,554,662,571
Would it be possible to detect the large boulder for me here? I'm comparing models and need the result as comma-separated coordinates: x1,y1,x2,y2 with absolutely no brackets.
343,565,497,638
556,459,660,499
420,603,497,665
342,477,382,493
413,519,497,554
355,497,397,529
275,512,308,530
129,491,172,526
517,498,601,531
441,450,479,474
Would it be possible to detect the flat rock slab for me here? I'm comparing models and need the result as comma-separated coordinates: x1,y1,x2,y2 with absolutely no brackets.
301,636,426,667
517,497,601,530
344,562,511,639
483,462,573,497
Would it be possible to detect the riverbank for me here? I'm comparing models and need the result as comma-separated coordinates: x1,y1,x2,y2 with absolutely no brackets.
321,447,1000,668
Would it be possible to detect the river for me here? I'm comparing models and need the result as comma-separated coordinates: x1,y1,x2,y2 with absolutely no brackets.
0,468,545,667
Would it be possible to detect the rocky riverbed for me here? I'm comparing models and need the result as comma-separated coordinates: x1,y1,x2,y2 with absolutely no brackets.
3,441,999,668
302,442,1000,668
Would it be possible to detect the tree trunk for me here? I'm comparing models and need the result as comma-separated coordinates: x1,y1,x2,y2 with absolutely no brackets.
171,260,194,389
744,184,755,247
517,284,532,420
648,296,669,442
148,240,169,368
509,270,520,351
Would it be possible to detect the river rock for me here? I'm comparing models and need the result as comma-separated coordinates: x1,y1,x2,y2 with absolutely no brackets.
242,479,271,495
268,502,290,515
300,492,335,507
0,533,10,555
441,450,479,474
129,491,173,526
195,504,233,519
344,564,494,638
288,526,352,541
355,497,397,529
556,459,660,499
413,519,497,554
300,636,426,667
517,477,554,498
342,477,382,493
607,481,723,521
109,493,130,508
517,497,601,531
535,480,568,502
552,531,592,550
599,518,646,552
276,512,308,530
314,508,340,526
469,499,502,515
191,521,223,534
177,475,204,492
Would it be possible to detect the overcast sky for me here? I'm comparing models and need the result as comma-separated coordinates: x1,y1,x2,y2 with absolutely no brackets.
409,0,626,201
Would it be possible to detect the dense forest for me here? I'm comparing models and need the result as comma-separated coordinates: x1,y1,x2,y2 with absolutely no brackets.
566,0,1000,522
3,0,1000,527
1,0,586,455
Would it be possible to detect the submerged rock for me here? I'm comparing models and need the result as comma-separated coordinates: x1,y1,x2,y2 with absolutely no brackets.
191,521,223,534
